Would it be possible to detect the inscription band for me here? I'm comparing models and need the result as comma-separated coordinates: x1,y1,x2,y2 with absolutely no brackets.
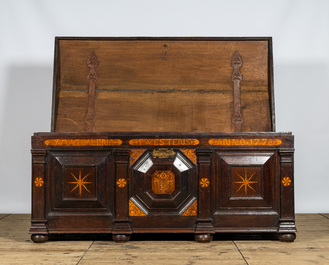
44,139,122,146
209,138,282,146
129,139,199,146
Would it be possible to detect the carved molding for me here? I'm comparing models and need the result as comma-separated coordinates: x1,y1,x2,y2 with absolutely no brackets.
231,51,244,132
85,51,99,132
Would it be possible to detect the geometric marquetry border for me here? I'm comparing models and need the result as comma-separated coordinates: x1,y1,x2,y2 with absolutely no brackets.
181,149,197,164
181,200,197,216
129,200,146,216
129,149,146,167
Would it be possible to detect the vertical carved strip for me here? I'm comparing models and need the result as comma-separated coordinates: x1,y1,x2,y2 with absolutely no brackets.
30,150,48,236
278,149,296,236
231,51,244,132
85,51,99,132
195,149,214,235
113,150,132,235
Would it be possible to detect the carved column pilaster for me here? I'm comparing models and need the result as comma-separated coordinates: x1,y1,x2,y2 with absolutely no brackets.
112,149,132,242
195,149,214,242
278,149,296,241
30,149,48,241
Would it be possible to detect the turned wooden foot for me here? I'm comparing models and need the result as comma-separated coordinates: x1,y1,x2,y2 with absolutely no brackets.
112,234,131,243
278,233,296,242
195,233,213,243
31,234,49,243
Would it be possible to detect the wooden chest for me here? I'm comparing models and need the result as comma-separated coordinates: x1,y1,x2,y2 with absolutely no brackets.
30,37,296,243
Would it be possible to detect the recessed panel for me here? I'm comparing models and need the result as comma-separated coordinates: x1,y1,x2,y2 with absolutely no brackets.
130,150,197,215
49,151,111,211
214,151,278,212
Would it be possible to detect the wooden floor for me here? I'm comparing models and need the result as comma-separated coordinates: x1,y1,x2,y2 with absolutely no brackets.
0,214,329,264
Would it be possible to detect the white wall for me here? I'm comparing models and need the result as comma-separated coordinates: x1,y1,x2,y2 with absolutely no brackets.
1,0,328,213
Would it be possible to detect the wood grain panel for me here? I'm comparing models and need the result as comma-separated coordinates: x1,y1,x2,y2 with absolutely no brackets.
53,39,271,133
54,91,88,131
58,40,268,92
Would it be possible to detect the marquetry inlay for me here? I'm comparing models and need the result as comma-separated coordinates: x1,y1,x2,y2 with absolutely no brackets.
152,170,175,194
130,149,146,166
200,178,210,188
129,139,199,146
116,178,127,188
34,177,44,187
234,169,257,196
182,200,197,216
181,149,197,164
44,139,122,146
209,138,282,146
129,200,146,216
282,177,292,186
68,170,92,196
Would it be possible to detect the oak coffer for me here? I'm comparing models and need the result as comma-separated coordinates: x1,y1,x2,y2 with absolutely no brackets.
30,37,296,243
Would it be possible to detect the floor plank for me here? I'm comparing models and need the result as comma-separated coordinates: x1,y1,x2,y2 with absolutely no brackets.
0,214,91,265
320,213,329,220
0,214,10,221
295,213,329,231
234,214,329,265
80,240,246,265
0,214,328,264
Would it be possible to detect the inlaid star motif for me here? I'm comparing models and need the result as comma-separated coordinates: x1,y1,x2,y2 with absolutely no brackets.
234,169,257,195
68,170,92,196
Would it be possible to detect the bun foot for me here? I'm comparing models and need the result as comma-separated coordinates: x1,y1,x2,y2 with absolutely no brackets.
195,233,213,243
31,234,49,243
112,234,131,243
278,233,296,242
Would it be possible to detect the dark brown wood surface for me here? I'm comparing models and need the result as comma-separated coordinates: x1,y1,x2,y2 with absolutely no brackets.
30,132,295,243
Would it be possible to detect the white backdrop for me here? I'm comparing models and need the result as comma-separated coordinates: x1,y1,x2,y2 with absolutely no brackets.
1,0,329,213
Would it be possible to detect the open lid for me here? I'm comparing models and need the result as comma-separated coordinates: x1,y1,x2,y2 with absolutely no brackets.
51,37,275,133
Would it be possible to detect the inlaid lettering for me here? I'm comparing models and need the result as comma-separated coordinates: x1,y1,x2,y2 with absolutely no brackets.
208,138,282,146
44,139,122,146
129,139,199,146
